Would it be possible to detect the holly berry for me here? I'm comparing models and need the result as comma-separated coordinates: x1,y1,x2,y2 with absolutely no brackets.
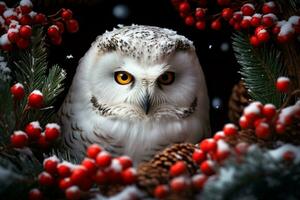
61,9,73,20
51,35,62,45
96,151,112,168
255,122,271,139
10,83,25,100
33,13,47,24
28,90,44,108
262,104,277,119
221,8,233,20
25,121,42,140
213,131,226,141
195,8,205,19
257,29,270,43
154,185,169,199
275,123,286,134
20,5,32,15
170,177,187,192
170,161,187,177
70,166,88,185
19,25,32,38
93,169,108,185
217,0,231,6
19,15,32,25
117,156,133,170
121,168,137,184
66,19,79,33
192,174,207,189
239,115,251,129
44,156,59,175
276,77,290,93
185,16,195,26
211,19,222,30
241,3,255,16
179,2,190,13
10,131,28,148
251,14,262,27
28,188,43,200
283,151,295,162
37,133,50,150
38,171,54,186
200,138,217,152
81,158,97,175
47,25,60,39
196,21,206,30
59,177,73,191
55,21,65,33
86,144,102,158
233,11,243,22
78,177,93,191
223,123,238,136
65,186,81,200
45,123,61,142
8,31,19,43
16,37,30,49
200,160,215,176
240,17,251,29
57,162,73,177
262,2,277,14
262,14,277,27
192,149,206,164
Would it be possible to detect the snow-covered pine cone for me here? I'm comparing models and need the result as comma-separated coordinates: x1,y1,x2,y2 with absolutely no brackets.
228,81,250,124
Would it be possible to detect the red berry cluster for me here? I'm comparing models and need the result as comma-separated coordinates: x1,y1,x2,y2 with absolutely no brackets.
10,122,60,149
171,1,300,46
29,144,137,200
11,83,44,108
0,0,79,51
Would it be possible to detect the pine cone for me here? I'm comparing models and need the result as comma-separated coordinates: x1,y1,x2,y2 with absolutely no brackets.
136,143,197,196
228,81,250,124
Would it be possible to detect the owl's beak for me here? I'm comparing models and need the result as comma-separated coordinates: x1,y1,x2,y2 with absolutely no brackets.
142,93,151,115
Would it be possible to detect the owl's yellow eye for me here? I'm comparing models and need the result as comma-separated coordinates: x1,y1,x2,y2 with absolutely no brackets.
158,72,175,85
114,71,134,85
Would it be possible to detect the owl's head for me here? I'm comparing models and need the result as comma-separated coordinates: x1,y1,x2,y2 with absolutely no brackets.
73,25,208,122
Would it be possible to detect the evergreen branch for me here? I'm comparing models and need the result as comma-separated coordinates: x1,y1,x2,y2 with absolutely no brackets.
232,32,286,107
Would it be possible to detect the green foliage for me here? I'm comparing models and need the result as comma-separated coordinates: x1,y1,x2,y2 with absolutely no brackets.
232,32,286,107
202,147,300,200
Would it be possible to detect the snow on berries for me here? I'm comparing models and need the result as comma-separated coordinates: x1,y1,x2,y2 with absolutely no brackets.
10,83,25,100
276,76,290,93
10,130,28,148
31,144,138,199
28,90,44,108
0,0,79,51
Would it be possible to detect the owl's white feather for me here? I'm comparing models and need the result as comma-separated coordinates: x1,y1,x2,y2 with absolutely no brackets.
59,25,210,164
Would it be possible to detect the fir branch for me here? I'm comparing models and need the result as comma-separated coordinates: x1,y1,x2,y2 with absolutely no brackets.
232,32,286,107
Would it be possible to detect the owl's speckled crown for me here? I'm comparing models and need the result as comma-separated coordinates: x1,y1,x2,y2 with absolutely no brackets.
94,24,195,63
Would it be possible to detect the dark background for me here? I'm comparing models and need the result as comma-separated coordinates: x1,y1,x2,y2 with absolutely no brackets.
16,0,241,132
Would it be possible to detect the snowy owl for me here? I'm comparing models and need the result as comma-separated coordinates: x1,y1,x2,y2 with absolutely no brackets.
59,25,210,164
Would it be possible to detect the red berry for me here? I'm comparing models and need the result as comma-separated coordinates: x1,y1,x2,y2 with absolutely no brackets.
34,13,47,24
277,33,293,43
217,0,231,6
19,25,32,38
221,8,233,20
241,3,255,16
20,5,31,15
16,37,30,49
19,15,32,25
283,151,295,162
250,35,261,47
10,131,28,148
45,123,61,142
262,104,277,119
61,9,73,20
78,177,93,191
213,131,225,141
275,123,286,134
25,121,42,140
154,185,169,199
255,122,271,139
87,144,102,158
192,174,207,189
55,21,65,33
57,162,73,178
170,177,187,192
122,168,137,184
196,21,206,30
28,188,43,200
276,77,290,93
211,19,222,30
66,19,79,33
262,14,277,27
179,2,190,13
239,115,251,129
96,151,112,168
37,133,50,150
59,177,73,190
262,2,276,14
0,2,6,15
195,8,205,19
81,158,97,175
200,160,215,176
8,31,19,43
254,118,267,127
2,43,13,51
170,161,187,177
10,83,25,100
223,123,238,136
185,16,195,26
47,25,60,39
117,156,132,170
235,142,249,155
70,166,88,185
192,149,206,164
43,156,59,175
38,171,54,186
65,186,81,200
234,23,241,31
256,29,270,43
93,169,108,185
28,90,44,108
240,17,251,29
233,11,242,22
251,14,262,27
200,138,217,152
106,162,122,183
